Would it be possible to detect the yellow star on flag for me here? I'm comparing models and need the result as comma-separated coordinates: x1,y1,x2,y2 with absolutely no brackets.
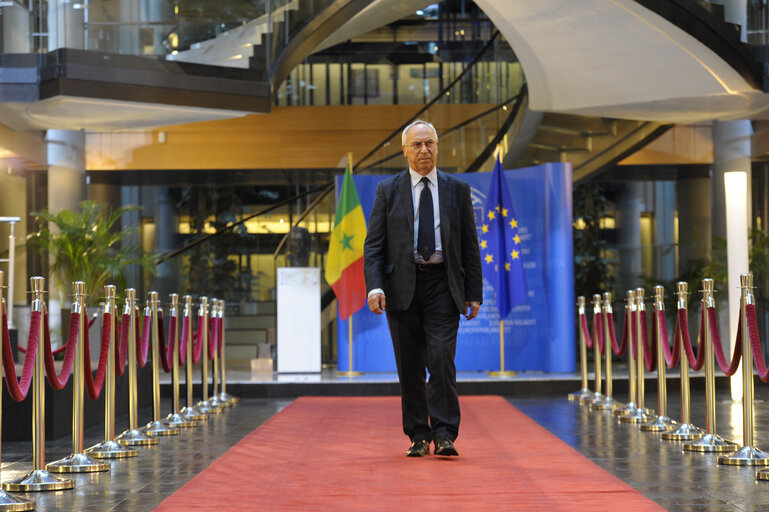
509,218,518,229
485,254,494,264
487,210,496,221
514,234,520,244
482,224,489,233
495,205,501,212
505,262,511,271
480,240,487,249
501,208,508,217
511,250,520,260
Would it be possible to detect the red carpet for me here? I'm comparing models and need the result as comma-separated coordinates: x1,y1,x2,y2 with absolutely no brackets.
154,396,664,511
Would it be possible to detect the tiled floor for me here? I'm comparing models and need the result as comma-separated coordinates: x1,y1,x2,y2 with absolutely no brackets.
3,383,769,510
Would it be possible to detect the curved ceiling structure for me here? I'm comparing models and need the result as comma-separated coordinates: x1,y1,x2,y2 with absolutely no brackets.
474,0,769,123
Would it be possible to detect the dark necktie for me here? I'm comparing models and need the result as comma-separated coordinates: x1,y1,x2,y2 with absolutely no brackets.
418,177,435,261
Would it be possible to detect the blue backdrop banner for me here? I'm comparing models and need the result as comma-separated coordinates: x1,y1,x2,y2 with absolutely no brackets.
336,163,575,373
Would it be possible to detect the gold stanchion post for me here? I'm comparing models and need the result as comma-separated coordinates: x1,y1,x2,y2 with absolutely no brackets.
490,320,517,378
208,300,227,409
196,297,222,415
47,282,110,473
216,299,238,406
620,289,652,423
683,278,737,452
85,285,139,458
164,294,197,428
0,271,35,509
616,290,640,418
3,277,75,491
591,292,620,410
569,296,594,402
720,273,769,465
116,288,158,446
661,281,703,441
588,294,604,408
180,295,206,422
139,292,180,436
640,285,678,432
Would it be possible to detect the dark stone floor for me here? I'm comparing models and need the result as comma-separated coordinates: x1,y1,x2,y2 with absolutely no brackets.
4,386,769,511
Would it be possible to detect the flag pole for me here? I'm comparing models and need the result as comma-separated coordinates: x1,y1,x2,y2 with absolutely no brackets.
489,146,516,378
339,151,363,378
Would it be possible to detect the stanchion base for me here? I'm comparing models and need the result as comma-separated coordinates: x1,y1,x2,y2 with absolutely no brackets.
568,388,595,402
46,453,109,473
718,446,769,466
116,428,159,446
0,489,34,510
584,392,603,406
140,420,180,436
2,470,74,492
613,401,638,416
196,400,223,415
618,408,653,424
682,433,737,452
757,468,769,480
85,440,139,459
589,396,621,411
209,396,228,409
640,415,678,432
165,413,197,429
181,406,208,421
218,392,239,406
338,371,363,378
488,370,517,378
660,423,703,441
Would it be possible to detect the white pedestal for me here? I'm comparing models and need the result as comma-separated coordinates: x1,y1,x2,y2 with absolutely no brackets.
277,267,321,373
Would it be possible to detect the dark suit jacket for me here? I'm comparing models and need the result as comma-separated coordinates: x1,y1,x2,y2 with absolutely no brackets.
363,169,483,313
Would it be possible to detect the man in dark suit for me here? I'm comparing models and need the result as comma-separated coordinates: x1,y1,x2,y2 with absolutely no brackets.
363,120,483,457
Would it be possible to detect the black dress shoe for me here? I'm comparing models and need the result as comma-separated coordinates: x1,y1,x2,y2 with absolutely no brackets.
406,439,430,457
434,438,458,456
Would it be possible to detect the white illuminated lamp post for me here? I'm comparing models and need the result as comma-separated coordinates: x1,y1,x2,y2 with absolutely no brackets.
724,171,749,402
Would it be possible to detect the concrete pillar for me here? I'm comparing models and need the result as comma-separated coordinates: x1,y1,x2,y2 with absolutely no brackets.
154,187,178,298
617,182,644,292
121,186,142,292
712,119,752,401
3,4,31,52
47,0,85,50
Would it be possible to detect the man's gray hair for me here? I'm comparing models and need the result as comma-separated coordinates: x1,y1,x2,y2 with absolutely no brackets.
401,120,438,146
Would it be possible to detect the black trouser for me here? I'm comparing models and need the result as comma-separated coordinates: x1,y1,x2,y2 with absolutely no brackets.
386,264,460,443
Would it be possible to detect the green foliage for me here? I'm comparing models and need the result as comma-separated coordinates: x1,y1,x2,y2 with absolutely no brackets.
26,201,155,300
573,183,615,300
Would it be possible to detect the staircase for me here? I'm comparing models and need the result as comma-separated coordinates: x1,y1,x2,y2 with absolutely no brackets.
225,301,276,368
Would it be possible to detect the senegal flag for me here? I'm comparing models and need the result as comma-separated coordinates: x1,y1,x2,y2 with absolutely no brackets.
325,164,367,320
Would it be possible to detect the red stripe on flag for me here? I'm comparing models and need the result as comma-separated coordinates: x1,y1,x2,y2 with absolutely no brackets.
330,256,366,320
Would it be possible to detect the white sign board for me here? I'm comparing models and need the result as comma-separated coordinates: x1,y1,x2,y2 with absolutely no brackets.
277,267,321,373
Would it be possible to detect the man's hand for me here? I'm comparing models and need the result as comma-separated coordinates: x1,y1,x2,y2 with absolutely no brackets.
464,301,480,320
368,293,386,314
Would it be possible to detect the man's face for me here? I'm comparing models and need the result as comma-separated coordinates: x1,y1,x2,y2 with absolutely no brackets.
402,124,438,175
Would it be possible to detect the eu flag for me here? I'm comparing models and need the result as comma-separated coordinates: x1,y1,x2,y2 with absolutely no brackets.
481,156,528,318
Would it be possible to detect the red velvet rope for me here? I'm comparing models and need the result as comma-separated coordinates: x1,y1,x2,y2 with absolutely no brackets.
116,313,129,376
137,313,151,368
592,311,604,354
208,317,217,360
43,310,80,390
88,314,97,329
608,312,627,356
2,306,40,402
657,310,679,368
157,312,173,373
580,314,592,349
83,308,111,400
192,316,205,364
746,304,769,382
179,315,189,365
707,307,742,376
639,311,656,372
